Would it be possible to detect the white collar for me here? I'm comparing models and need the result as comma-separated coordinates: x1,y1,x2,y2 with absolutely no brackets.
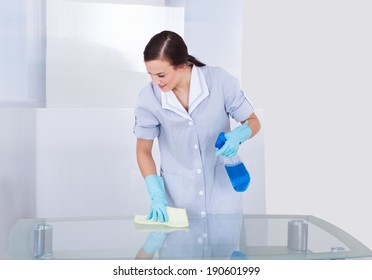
160,66,209,120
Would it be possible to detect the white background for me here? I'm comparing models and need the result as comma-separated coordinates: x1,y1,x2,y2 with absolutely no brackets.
242,0,372,250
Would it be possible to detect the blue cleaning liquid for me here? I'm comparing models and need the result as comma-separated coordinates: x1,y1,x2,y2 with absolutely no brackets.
224,162,250,192
215,131,251,192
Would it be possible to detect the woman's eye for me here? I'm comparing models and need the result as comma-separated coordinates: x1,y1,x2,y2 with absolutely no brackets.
158,75,165,78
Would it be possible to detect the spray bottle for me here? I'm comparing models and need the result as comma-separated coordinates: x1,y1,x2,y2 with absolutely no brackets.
215,132,250,192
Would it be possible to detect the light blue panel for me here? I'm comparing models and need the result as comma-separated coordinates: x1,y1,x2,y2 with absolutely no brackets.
0,0,46,106
0,0,42,260
0,109,37,259
0,0,27,102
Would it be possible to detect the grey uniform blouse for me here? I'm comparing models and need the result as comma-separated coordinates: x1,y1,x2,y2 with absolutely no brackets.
133,65,254,217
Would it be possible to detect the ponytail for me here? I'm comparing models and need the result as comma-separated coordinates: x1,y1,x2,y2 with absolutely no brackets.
187,55,206,67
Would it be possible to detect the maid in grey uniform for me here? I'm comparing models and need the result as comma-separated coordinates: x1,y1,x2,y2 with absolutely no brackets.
133,30,261,222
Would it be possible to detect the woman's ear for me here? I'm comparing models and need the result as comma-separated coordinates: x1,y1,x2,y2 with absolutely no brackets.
176,63,188,71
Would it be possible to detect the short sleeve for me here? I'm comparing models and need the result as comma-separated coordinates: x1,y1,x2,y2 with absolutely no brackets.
220,69,254,122
133,86,160,140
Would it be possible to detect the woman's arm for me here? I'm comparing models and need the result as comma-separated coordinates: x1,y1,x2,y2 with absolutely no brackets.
136,138,157,178
136,138,169,222
241,112,261,138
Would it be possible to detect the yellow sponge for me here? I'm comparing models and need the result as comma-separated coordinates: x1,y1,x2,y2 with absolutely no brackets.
134,206,189,228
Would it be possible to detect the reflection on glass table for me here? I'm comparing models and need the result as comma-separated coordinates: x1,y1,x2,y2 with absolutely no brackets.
8,214,372,260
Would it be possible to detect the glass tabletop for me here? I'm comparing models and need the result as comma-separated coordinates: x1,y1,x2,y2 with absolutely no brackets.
8,214,372,260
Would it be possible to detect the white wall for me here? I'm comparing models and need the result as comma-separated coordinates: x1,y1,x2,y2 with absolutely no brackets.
184,0,243,79
242,0,372,249
46,0,184,108
45,0,243,108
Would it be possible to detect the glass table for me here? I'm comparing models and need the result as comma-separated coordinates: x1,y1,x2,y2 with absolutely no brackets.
8,214,372,260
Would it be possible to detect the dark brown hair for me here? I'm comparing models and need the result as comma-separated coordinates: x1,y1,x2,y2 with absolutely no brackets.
143,30,206,67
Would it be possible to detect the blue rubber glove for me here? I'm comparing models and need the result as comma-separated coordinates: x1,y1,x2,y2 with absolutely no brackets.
144,232,167,254
230,250,248,260
215,121,252,158
145,174,169,222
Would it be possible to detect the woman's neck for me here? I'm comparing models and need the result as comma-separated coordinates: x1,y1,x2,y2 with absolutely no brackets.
173,65,192,95
173,65,193,111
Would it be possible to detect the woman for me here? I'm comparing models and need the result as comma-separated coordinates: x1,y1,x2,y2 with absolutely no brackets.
133,30,261,222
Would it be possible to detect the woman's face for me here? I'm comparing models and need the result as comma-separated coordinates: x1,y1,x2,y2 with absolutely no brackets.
145,59,182,92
